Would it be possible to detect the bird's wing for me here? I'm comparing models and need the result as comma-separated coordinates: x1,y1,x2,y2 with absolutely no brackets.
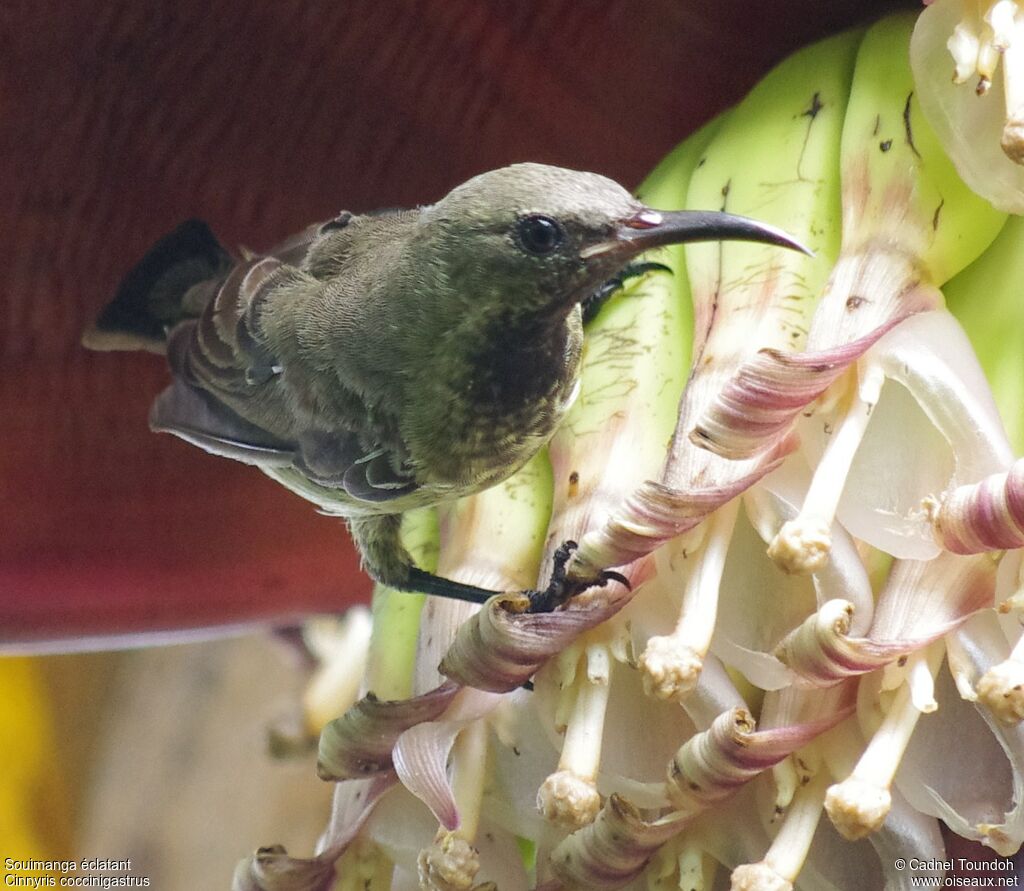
152,242,420,503
149,369,295,466
290,431,418,502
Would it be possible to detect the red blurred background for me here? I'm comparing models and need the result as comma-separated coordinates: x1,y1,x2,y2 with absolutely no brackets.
0,1,900,644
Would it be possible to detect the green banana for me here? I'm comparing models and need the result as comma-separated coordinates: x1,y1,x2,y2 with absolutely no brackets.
805,11,1006,352
944,214,1024,452
684,27,859,387
570,26,860,591
752,13,1009,575
671,26,861,465
543,113,717,553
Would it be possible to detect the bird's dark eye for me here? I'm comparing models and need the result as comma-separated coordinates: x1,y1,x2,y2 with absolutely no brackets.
516,214,564,255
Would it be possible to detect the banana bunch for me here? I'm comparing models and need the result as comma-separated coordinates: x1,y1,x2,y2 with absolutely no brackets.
241,11,1024,891
944,213,1024,451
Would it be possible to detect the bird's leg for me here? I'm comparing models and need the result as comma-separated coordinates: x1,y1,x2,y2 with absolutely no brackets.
348,514,496,604
402,567,496,604
349,518,626,609
581,260,672,324
525,541,630,614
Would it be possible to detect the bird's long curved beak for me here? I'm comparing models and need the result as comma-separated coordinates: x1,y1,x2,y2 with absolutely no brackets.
580,208,812,259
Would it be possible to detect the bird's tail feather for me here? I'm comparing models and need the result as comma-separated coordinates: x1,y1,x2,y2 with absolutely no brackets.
82,219,232,354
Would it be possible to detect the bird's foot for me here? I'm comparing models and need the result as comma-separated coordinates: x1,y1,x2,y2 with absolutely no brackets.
526,540,630,613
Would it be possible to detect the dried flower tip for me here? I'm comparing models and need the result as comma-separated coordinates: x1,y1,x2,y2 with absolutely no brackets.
667,708,758,810
417,830,481,891
978,39,1002,87
823,777,892,841
731,863,792,891
773,600,861,686
976,658,1024,723
640,636,704,701
538,769,602,829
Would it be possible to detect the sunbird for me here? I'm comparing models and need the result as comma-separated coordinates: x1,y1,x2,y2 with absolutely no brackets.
84,163,805,609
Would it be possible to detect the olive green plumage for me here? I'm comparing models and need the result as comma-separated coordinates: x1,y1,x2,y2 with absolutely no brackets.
85,163,802,602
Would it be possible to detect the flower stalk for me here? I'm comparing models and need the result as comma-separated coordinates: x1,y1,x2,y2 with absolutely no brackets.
824,646,943,840
538,641,613,829
730,758,830,891
640,500,738,701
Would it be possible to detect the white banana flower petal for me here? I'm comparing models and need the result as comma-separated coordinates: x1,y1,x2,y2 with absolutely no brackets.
710,502,816,691
535,656,697,798
392,688,504,830
710,487,876,692
868,787,947,891
912,0,1024,211
895,624,1024,855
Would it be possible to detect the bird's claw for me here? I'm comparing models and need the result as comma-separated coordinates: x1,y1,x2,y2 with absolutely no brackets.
526,540,631,614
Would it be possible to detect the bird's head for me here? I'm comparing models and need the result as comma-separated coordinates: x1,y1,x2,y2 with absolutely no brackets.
418,162,807,319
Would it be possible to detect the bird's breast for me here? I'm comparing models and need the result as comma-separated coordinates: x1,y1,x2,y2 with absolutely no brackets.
412,313,583,490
